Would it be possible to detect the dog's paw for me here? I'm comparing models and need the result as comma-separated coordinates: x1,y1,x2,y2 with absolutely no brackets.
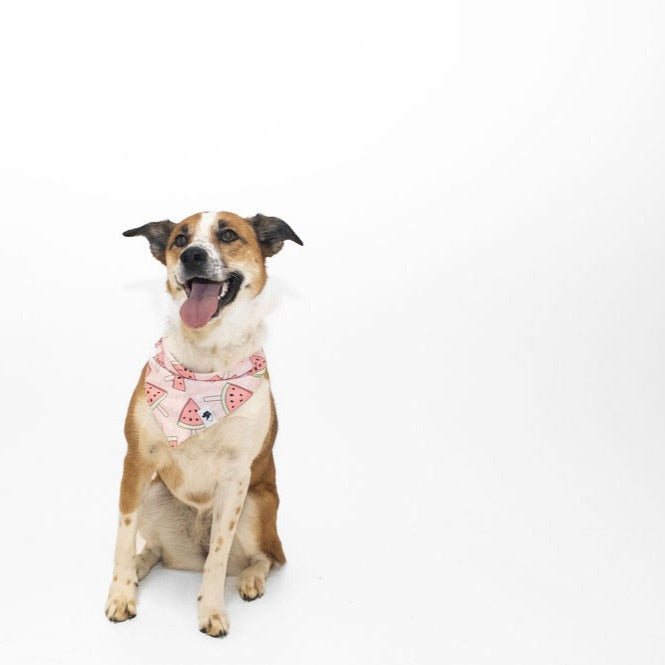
198,606,230,638
105,574,138,622
105,593,137,622
237,568,266,601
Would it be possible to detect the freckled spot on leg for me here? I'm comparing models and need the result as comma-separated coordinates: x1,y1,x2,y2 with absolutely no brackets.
113,575,118,582
197,595,202,601
235,505,241,515
229,520,235,531
126,579,132,585
215,546,220,553
124,517,132,525
217,537,223,546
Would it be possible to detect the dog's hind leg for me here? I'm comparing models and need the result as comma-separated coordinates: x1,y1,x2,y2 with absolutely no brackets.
138,476,208,572
233,480,286,601
237,551,272,601
135,543,162,580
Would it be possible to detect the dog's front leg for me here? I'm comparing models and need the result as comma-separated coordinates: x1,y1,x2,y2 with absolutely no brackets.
105,451,154,622
197,469,251,637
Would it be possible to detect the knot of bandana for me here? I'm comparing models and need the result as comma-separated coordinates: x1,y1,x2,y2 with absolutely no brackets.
144,339,267,447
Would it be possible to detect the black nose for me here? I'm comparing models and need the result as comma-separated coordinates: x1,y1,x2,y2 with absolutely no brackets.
180,246,208,269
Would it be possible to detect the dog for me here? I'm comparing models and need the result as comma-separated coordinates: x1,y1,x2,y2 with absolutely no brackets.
105,211,302,637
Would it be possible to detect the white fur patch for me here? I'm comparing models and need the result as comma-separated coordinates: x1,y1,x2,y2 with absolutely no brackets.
174,211,225,285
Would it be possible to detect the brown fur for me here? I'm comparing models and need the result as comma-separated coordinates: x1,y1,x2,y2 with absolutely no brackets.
119,367,155,514
119,366,190,515
213,213,268,294
247,395,286,565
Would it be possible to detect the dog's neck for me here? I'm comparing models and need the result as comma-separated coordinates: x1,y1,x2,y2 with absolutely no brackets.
162,284,273,373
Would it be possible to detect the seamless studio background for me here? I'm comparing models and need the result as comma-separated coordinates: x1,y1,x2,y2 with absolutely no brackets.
0,2,664,664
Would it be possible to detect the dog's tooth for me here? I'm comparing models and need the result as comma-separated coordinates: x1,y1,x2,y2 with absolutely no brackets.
218,281,229,299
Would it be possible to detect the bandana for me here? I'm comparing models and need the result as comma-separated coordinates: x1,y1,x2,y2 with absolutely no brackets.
144,339,267,447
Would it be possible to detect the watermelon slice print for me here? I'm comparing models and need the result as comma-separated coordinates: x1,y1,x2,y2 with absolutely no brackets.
167,436,178,447
155,348,166,368
204,383,253,414
168,363,196,391
169,376,186,391
177,398,205,431
172,363,195,379
250,354,267,377
146,382,168,416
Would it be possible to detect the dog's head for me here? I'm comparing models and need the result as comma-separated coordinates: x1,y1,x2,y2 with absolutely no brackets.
123,211,302,329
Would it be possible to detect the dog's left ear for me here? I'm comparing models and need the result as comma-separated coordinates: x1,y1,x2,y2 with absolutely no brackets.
248,214,303,258
122,220,176,264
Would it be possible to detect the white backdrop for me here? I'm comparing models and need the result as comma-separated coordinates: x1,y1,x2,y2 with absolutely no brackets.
0,1,664,663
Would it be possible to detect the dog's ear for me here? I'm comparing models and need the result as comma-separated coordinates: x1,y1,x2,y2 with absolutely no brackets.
122,220,175,264
247,214,303,258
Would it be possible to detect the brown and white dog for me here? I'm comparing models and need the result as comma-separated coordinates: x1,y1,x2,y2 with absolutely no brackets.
105,211,302,637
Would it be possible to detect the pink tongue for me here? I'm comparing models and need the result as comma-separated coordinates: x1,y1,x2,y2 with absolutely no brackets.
180,281,222,329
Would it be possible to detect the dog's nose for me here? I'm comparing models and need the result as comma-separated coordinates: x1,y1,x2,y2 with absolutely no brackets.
180,246,208,269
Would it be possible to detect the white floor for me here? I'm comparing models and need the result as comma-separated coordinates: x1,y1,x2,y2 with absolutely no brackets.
2,377,664,665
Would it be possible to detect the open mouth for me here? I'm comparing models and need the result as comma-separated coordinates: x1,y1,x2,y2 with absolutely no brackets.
179,272,243,329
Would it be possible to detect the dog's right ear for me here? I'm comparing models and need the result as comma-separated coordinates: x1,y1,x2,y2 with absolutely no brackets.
123,220,175,265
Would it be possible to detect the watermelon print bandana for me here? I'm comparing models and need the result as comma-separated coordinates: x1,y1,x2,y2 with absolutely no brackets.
145,339,267,447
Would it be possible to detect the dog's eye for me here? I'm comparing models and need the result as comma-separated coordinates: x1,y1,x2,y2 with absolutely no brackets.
174,234,188,248
219,228,238,243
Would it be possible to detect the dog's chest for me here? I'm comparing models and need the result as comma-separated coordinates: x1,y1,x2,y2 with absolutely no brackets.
148,379,272,509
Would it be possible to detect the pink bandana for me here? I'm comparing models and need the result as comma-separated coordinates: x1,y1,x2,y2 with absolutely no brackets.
144,339,267,447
